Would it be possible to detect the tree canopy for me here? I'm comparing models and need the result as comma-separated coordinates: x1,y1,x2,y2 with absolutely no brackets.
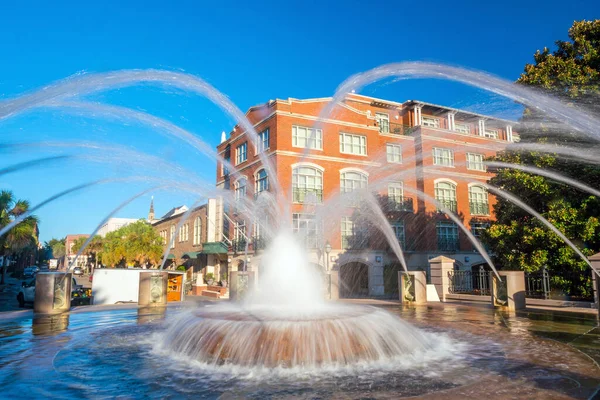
101,220,163,268
484,20,600,297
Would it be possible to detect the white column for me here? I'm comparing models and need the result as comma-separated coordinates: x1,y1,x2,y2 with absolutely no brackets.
506,125,513,142
447,112,456,131
478,119,486,137
414,106,422,127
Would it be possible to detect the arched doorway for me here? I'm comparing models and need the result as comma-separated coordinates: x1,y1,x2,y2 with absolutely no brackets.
339,262,369,298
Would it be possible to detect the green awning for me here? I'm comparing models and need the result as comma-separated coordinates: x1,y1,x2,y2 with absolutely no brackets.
165,253,176,260
182,251,201,258
201,242,228,254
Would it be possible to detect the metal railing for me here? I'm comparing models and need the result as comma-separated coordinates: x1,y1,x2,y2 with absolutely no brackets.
470,202,489,215
342,234,369,250
387,198,414,212
380,122,415,135
448,267,491,295
437,237,459,251
252,236,267,251
436,199,457,213
525,267,550,299
231,239,247,253
292,188,323,203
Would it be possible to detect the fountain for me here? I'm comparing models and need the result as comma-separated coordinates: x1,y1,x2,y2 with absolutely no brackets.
0,64,599,398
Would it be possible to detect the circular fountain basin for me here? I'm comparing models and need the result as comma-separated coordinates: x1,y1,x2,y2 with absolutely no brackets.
0,302,599,399
159,304,439,368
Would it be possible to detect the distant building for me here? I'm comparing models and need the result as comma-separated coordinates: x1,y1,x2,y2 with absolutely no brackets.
151,199,227,287
65,234,90,270
97,218,140,237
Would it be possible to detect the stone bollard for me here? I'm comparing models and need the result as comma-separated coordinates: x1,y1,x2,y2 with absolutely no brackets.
138,271,168,306
429,256,455,302
34,272,72,314
491,271,526,311
398,271,427,305
589,253,600,321
329,271,340,300
230,271,256,302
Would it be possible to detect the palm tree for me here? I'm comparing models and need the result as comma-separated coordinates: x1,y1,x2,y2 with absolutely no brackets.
0,190,39,284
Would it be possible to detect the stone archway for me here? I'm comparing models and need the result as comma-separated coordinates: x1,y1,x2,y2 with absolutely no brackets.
339,262,369,298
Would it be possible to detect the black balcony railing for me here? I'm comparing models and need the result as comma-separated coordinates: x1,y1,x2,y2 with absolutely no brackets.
436,199,457,213
437,237,459,252
380,122,414,135
342,234,369,250
469,202,489,215
231,239,247,253
387,198,414,212
293,188,323,203
252,236,267,251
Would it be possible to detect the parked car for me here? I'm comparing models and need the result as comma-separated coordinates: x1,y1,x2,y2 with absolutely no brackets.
23,266,39,278
17,277,82,307
73,267,84,276
17,278,36,307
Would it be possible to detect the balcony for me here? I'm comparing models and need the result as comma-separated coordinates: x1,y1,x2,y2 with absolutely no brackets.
342,234,369,250
470,202,489,216
231,239,247,253
386,198,414,212
252,236,268,251
436,199,457,213
379,121,414,135
293,188,323,204
437,238,459,252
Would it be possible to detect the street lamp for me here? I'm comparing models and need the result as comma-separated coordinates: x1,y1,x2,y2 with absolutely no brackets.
325,241,332,272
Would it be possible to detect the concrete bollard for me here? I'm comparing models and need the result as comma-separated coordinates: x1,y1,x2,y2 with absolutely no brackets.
399,271,427,305
138,271,168,306
34,272,72,314
491,270,526,311
429,256,455,302
230,271,256,302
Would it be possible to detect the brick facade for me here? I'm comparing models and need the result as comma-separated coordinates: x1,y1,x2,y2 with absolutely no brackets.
216,94,516,296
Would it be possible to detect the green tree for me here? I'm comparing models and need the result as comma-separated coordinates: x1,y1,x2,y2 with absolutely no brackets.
71,235,104,271
484,20,600,298
0,190,39,283
101,220,163,268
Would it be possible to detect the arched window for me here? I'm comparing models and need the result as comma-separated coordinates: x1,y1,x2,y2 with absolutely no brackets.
469,185,489,215
340,171,368,193
434,181,457,212
193,216,202,245
235,178,247,201
255,169,269,196
292,166,323,203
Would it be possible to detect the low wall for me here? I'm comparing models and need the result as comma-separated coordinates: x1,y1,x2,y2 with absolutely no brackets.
92,269,143,305
445,293,595,309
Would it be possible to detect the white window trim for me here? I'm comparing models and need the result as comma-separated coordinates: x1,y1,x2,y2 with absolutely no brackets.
292,125,323,151
422,115,440,128
386,143,402,164
339,132,368,156
432,147,455,167
466,153,486,171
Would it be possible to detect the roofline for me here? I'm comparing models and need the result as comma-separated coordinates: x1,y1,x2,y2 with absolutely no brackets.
404,99,518,124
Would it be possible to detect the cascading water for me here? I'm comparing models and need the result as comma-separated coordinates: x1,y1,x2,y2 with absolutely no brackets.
157,232,444,369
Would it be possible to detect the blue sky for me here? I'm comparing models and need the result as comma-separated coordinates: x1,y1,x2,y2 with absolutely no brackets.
0,0,597,242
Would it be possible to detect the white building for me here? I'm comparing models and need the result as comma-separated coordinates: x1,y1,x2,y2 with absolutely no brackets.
97,218,140,237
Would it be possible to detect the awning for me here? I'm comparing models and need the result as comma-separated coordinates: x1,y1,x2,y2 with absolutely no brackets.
164,253,176,260
182,251,201,259
201,242,228,254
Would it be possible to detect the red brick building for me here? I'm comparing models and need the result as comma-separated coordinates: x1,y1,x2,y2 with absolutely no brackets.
216,94,517,296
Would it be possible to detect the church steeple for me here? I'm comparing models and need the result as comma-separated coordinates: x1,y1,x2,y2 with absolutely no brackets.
148,196,155,222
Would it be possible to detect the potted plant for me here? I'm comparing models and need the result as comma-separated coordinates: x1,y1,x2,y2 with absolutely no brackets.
221,273,228,287
205,272,215,285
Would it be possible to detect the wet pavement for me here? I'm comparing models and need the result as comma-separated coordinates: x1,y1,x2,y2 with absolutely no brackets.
0,300,598,399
